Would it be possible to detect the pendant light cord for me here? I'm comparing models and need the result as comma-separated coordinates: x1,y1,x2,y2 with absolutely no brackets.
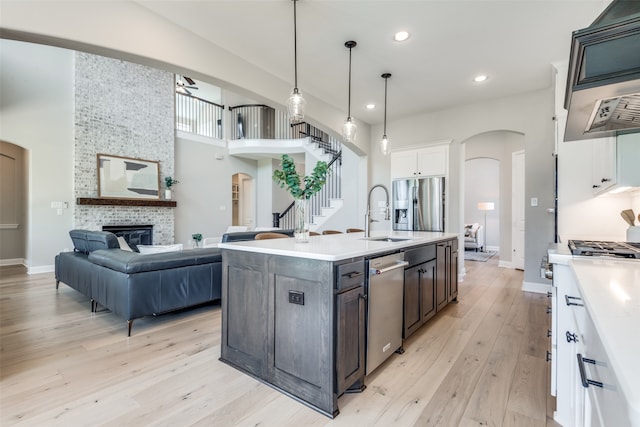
383,77,388,135
293,0,298,89
381,73,391,138
347,46,352,117
344,41,356,118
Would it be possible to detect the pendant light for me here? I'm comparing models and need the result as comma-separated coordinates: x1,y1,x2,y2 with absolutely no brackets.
380,73,391,155
342,40,357,143
286,0,305,122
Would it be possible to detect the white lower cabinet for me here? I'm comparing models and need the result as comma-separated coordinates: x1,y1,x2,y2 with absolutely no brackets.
552,261,633,426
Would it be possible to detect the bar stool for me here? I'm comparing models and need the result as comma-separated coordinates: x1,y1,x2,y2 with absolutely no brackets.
309,231,321,236
322,230,343,235
346,228,364,233
255,232,290,240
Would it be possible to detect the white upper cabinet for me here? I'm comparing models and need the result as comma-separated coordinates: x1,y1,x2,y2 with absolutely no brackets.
591,137,616,194
390,144,449,179
591,133,640,195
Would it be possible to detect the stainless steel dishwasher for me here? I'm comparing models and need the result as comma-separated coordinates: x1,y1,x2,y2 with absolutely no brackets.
366,252,408,375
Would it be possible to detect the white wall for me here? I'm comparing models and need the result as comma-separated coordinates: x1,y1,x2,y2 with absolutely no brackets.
370,88,555,286
174,135,232,245
0,0,370,157
0,39,74,272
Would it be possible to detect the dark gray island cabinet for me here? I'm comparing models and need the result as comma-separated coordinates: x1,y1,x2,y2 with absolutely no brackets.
219,232,458,417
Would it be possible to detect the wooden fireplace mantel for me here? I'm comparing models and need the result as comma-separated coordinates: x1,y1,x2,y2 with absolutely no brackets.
76,198,177,208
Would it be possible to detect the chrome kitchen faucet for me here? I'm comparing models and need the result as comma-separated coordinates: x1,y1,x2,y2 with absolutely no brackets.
365,184,391,237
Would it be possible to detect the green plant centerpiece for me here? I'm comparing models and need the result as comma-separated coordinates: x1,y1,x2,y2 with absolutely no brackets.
192,233,202,248
164,177,179,200
273,154,329,242
164,177,179,189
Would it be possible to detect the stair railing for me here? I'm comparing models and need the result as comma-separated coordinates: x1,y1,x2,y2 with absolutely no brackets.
273,147,342,229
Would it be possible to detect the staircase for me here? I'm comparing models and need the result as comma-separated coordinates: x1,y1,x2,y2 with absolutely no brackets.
174,99,345,229
273,122,343,230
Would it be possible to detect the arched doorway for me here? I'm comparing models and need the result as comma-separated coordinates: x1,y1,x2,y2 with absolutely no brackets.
462,131,525,267
465,157,500,252
232,173,255,228
0,141,27,266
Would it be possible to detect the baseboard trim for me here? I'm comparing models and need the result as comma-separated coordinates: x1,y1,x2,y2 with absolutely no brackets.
28,264,54,275
498,260,513,269
522,280,552,294
0,258,25,267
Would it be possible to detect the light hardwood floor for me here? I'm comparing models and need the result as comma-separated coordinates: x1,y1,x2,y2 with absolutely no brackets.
1,256,560,426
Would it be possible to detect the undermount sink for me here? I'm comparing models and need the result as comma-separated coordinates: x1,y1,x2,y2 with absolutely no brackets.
363,237,411,243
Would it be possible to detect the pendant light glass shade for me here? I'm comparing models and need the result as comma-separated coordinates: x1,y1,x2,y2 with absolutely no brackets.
342,117,357,143
380,135,389,156
287,88,306,121
380,73,391,155
342,41,357,142
288,0,305,122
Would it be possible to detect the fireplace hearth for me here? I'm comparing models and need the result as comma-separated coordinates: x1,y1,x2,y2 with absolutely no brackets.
103,225,153,246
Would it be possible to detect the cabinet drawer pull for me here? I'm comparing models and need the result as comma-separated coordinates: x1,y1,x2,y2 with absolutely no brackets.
565,295,584,307
548,329,552,338
546,351,552,362
565,331,578,343
344,271,364,279
547,291,553,298
546,306,552,314
358,294,367,301
577,354,603,388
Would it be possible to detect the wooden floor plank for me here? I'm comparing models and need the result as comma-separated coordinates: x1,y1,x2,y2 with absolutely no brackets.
0,257,553,426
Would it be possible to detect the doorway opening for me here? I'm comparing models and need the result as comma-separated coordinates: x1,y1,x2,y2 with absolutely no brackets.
231,173,255,228
0,141,27,267
465,158,500,252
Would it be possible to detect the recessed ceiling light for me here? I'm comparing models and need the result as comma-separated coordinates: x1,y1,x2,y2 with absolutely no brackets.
394,31,410,42
365,103,376,110
473,75,488,83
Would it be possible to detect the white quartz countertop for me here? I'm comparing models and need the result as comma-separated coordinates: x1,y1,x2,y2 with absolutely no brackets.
218,230,459,261
569,257,640,426
547,243,573,265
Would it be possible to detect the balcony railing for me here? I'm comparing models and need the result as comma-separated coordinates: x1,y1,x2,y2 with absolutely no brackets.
229,104,293,140
175,92,224,139
175,100,344,229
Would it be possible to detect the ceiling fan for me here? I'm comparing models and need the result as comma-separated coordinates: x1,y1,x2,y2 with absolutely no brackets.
176,76,198,95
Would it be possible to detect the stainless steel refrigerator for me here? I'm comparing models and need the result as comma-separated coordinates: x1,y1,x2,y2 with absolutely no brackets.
392,177,445,232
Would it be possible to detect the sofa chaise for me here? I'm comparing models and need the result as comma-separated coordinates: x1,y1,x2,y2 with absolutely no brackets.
55,230,222,336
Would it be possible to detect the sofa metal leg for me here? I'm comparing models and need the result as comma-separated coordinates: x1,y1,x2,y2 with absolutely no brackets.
127,320,133,337
55,280,60,289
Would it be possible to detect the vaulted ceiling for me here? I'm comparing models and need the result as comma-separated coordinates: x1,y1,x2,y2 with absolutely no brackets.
138,0,611,125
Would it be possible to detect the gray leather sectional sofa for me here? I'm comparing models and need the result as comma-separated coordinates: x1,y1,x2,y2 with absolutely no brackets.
55,230,222,336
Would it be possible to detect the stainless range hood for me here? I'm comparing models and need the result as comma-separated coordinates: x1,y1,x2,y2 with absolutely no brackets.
564,0,640,141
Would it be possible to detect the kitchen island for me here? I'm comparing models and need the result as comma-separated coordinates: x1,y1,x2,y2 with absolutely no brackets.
218,231,459,417
548,245,640,426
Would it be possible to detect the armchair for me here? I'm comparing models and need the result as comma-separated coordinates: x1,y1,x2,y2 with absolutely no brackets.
464,223,485,252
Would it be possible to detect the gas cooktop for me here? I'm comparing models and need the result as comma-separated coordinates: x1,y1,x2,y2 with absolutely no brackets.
568,240,640,259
